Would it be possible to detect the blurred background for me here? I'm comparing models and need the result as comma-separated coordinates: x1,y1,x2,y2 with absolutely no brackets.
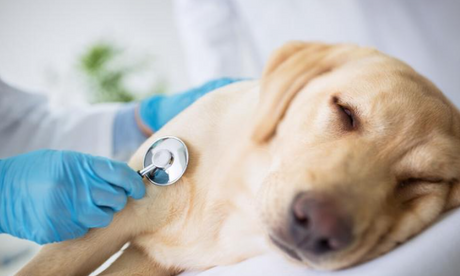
0,0,188,107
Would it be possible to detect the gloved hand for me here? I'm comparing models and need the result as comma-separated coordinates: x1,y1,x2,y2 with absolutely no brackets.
0,150,145,244
138,77,242,132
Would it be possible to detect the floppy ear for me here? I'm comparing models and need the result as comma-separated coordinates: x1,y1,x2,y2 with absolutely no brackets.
251,41,374,143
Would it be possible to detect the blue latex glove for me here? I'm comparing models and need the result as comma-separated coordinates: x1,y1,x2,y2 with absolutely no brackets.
139,77,242,132
0,150,145,244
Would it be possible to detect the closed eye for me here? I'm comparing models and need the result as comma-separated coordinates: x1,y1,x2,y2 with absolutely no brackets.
332,96,357,130
339,105,355,128
397,177,444,189
396,177,445,203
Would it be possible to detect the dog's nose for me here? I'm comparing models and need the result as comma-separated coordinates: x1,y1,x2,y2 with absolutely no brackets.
290,192,352,255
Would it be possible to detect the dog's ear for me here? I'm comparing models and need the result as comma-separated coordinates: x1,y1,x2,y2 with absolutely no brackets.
251,41,373,143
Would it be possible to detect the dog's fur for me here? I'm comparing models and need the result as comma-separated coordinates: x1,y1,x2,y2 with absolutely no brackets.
18,42,460,275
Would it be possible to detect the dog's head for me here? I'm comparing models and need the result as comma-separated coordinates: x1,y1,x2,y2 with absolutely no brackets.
253,42,460,270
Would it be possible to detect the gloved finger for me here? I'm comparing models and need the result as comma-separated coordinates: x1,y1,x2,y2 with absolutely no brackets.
91,185,128,212
77,205,115,228
95,207,116,228
91,156,146,200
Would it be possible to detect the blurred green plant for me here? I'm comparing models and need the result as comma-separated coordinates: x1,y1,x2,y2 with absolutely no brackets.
78,41,167,103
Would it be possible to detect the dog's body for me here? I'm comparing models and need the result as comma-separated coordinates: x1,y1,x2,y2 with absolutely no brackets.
19,81,269,276
18,43,460,275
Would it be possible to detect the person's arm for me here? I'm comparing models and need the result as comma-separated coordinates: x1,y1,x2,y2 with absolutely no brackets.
0,79,118,159
173,0,243,85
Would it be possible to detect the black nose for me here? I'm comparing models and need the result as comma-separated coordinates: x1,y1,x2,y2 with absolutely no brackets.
290,192,353,255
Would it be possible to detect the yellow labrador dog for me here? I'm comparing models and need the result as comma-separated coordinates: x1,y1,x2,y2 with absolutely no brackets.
18,42,460,275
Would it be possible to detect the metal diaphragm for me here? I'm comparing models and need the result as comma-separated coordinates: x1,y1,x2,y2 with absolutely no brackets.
138,136,189,186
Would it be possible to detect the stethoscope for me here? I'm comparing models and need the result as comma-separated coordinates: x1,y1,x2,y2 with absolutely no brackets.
137,136,189,186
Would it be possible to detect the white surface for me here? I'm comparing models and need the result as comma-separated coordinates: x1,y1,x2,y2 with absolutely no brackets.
181,209,460,276
0,235,40,276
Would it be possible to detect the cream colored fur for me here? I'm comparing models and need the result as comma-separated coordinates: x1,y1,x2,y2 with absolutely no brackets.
18,42,460,275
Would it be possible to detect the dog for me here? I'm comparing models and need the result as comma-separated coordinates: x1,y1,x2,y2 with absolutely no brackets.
18,42,460,275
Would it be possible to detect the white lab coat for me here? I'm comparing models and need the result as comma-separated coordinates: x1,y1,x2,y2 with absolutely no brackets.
174,0,460,106
0,78,119,159
174,1,460,275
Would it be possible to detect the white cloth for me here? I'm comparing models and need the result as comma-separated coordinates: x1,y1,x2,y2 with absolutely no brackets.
174,0,460,106
180,209,460,276
0,78,118,159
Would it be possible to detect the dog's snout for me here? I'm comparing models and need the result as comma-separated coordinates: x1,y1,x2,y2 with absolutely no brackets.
290,192,353,255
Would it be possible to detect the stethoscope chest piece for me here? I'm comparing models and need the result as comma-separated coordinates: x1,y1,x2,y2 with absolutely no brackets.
138,136,189,186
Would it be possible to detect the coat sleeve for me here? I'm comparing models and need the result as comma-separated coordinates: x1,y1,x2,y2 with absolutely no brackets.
0,79,119,159
173,0,243,85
